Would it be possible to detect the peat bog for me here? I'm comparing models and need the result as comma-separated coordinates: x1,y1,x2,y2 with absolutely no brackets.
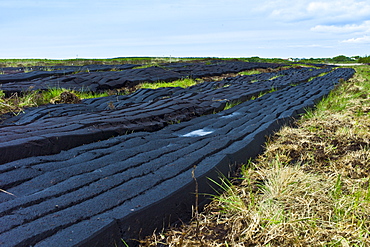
0,58,366,246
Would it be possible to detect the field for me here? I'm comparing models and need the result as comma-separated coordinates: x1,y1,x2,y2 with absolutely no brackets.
0,58,369,246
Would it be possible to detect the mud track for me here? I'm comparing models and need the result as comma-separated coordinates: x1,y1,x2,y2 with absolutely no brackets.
0,61,355,247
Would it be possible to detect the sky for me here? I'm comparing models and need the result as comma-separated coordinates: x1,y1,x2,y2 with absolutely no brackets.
1,0,370,59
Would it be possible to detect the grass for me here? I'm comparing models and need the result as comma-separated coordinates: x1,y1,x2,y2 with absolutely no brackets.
0,88,113,116
132,57,182,69
307,71,332,82
133,64,161,69
238,70,261,76
269,74,285,80
138,78,200,89
139,66,370,246
223,100,242,111
250,87,278,100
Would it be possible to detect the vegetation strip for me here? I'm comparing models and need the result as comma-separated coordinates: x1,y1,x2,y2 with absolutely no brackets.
140,65,370,246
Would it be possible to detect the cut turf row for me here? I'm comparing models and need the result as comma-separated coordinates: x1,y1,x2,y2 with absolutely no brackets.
0,67,335,165
0,67,355,247
0,61,283,94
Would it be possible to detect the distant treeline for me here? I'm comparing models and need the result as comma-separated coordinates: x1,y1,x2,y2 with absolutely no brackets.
0,55,369,68
292,55,369,64
357,56,370,64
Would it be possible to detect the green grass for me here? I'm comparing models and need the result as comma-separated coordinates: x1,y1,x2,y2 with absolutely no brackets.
223,100,242,110
139,78,199,89
307,71,332,82
250,87,277,100
238,70,261,76
39,88,113,103
132,64,159,69
304,67,370,118
269,74,285,80
0,88,114,115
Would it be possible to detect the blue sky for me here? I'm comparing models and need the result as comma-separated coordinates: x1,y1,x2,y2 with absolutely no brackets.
1,0,370,59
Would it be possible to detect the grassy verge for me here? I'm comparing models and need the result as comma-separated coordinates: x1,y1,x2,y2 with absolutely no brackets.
140,66,370,246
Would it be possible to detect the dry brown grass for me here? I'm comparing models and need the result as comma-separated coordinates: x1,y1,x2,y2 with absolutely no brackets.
0,89,113,118
0,90,42,116
139,66,370,246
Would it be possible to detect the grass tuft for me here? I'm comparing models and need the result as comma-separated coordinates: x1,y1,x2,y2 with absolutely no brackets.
238,70,261,76
138,78,199,89
223,101,242,111
0,88,115,116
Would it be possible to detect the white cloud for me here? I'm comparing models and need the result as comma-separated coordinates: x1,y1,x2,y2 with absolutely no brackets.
307,1,370,19
288,44,333,48
257,1,307,21
258,0,370,23
342,35,370,43
311,21,370,33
